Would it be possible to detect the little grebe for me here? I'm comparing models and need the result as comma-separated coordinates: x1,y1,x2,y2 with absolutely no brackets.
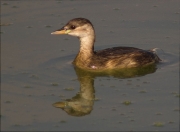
51,18,161,70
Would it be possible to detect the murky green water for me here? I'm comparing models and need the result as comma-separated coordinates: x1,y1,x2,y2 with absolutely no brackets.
1,0,179,131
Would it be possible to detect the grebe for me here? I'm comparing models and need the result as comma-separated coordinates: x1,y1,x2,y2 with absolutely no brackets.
51,18,161,70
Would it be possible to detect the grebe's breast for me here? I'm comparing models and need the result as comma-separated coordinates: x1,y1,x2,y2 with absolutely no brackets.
88,47,160,69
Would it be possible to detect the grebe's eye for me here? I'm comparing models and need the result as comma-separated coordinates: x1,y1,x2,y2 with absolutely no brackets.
71,25,76,29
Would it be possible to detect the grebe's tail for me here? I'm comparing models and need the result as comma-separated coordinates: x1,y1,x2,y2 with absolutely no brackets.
150,48,162,62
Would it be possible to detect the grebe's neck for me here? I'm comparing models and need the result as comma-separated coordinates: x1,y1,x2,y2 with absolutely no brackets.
79,35,95,56
73,35,95,67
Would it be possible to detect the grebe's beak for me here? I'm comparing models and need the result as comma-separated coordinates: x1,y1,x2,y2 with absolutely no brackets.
51,27,71,35
53,102,66,108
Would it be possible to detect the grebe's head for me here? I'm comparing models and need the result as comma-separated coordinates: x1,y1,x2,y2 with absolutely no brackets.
51,18,95,38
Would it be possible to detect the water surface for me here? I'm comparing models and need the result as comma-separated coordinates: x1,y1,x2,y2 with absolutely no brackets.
1,0,179,131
